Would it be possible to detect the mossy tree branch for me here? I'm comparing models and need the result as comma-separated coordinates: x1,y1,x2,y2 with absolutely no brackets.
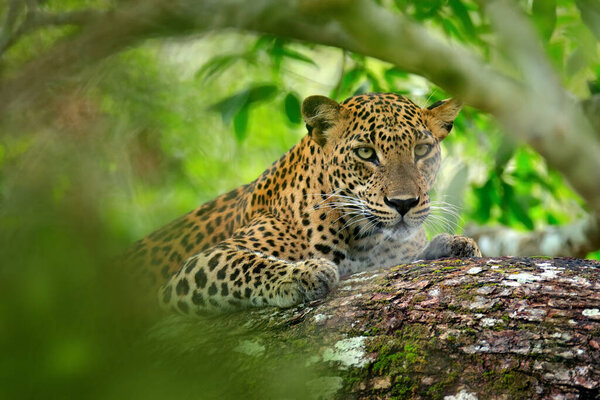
150,257,600,398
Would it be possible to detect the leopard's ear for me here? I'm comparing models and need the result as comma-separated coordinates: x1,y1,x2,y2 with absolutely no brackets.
422,98,461,140
302,95,341,147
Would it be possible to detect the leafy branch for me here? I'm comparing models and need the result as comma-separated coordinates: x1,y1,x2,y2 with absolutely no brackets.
0,0,599,250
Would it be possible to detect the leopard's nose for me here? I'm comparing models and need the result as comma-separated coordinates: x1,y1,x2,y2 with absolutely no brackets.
384,196,420,216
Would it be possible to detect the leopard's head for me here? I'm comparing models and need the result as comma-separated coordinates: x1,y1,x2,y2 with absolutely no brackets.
302,92,460,238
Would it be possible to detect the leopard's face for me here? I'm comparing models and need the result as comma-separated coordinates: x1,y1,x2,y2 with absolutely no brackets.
303,93,459,239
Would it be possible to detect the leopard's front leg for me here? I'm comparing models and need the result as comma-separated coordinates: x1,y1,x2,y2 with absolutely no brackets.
417,232,482,260
159,215,339,314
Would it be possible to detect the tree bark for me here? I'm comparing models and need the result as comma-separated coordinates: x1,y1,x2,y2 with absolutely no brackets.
465,214,600,258
149,257,600,399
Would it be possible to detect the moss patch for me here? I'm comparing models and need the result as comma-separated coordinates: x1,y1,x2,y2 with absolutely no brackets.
357,325,461,400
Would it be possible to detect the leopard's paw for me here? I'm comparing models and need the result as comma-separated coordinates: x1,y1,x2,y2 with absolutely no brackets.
421,233,482,259
448,235,482,257
273,259,339,307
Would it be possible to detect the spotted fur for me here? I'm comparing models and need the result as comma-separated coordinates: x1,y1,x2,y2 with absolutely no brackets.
123,93,481,314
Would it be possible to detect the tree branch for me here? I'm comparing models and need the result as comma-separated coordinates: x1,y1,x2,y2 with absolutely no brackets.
0,8,103,58
465,214,600,258
150,257,600,398
0,0,599,218
583,94,600,137
0,0,25,54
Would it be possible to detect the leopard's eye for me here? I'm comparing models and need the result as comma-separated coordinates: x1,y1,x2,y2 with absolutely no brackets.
414,144,432,158
355,147,377,162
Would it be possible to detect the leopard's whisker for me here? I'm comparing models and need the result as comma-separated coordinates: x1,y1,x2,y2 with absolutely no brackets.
430,207,463,225
341,213,371,231
356,218,378,239
307,189,344,207
430,200,462,215
356,217,380,240
331,209,366,227
430,205,462,220
425,213,460,233
423,218,447,236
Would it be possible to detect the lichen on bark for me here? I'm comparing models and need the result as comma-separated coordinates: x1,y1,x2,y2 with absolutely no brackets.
148,257,600,399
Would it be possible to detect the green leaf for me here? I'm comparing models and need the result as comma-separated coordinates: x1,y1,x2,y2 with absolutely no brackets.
209,84,279,124
494,138,516,172
546,40,567,71
233,107,249,143
384,67,408,88
472,178,496,222
195,54,240,82
246,84,279,103
576,0,600,40
499,181,513,226
393,0,409,13
366,71,383,92
441,18,464,41
546,213,560,225
332,67,363,98
589,79,600,95
284,92,302,125
414,0,443,20
532,0,557,40
448,0,476,37
588,249,600,260
209,91,249,124
268,38,286,73
253,35,277,51
566,46,588,75
281,48,317,66
508,195,535,230
353,82,370,95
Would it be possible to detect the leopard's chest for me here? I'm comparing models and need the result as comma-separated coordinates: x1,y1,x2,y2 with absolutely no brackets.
337,227,427,276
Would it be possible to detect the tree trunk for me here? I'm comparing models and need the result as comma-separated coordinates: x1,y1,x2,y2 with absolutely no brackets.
149,257,600,400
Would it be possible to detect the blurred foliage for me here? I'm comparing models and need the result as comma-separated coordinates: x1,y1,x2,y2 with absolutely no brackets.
0,0,599,399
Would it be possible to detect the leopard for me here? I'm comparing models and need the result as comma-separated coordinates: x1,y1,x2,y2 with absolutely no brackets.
123,92,481,315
